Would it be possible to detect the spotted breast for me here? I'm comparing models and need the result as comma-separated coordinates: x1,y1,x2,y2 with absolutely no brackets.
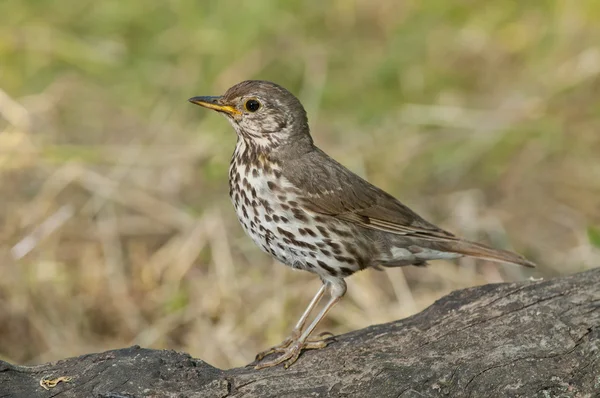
228,139,368,279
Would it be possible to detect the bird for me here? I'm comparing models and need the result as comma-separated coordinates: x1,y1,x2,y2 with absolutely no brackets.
188,80,535,370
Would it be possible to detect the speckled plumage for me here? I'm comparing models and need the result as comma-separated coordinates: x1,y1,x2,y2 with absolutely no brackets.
189,80,535,369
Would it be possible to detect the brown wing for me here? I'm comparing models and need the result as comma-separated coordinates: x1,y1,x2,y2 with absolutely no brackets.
282,148,459,242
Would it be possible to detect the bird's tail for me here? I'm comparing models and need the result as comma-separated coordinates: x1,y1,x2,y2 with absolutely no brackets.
450,240,536,268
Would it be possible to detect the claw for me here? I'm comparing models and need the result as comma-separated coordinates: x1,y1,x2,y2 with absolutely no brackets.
312,331,334,340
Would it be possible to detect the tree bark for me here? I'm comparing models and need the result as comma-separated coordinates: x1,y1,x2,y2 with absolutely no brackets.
1,268,599,398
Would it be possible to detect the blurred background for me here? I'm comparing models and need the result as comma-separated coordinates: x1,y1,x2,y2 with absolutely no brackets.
1,0,599,370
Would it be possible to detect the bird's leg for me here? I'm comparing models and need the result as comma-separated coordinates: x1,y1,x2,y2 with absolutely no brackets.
254,283,327,362
255,279,346,370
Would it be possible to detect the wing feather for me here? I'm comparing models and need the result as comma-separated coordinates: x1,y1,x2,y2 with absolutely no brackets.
282,148,458,241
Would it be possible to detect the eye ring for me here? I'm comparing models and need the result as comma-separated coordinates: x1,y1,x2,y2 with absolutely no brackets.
244,99,261,113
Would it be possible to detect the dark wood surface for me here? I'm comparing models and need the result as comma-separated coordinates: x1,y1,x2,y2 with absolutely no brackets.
1,268,599,398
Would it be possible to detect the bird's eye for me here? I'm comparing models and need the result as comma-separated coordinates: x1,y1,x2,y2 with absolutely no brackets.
244,99,261,113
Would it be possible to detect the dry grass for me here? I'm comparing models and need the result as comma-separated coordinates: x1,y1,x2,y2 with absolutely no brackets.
1,1,599,369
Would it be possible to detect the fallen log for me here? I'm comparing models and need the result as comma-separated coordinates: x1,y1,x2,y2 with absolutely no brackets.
1,268,599,397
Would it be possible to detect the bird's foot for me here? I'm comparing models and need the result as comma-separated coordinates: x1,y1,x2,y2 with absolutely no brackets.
254,333,297,363
253,331,334,370
254,339,328,370
254,331,333,362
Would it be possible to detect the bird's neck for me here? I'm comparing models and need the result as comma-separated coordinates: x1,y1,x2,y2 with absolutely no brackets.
232,133,314,169
232,137,266,165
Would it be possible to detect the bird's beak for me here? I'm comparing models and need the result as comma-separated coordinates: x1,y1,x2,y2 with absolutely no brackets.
188,96,241,116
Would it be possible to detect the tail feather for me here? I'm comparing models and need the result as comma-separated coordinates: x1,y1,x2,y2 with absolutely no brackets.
450,240,536,268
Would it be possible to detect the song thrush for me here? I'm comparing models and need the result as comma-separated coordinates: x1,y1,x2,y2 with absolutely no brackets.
189,80,535,369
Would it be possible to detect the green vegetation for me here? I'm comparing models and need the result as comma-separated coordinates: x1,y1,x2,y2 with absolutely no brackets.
1,0,599,368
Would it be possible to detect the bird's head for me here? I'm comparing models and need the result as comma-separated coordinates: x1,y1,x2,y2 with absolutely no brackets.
189,80,312,149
